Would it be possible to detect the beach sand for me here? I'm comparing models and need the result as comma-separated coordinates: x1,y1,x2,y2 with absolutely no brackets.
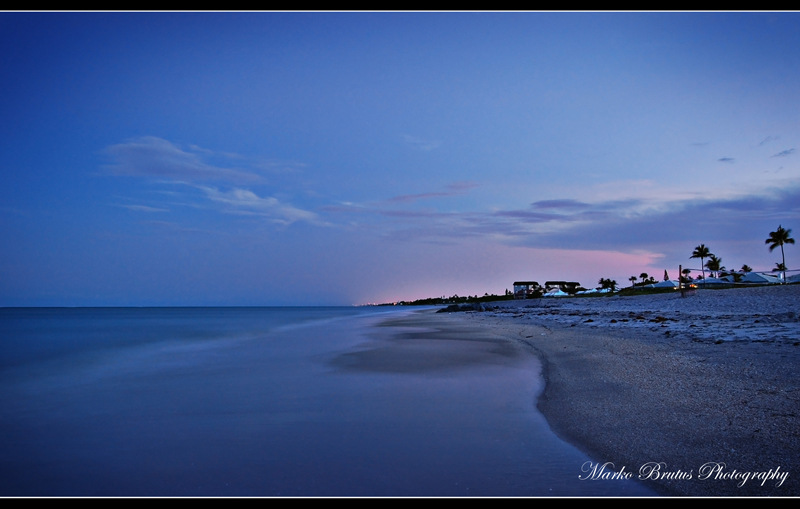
417,285,800,496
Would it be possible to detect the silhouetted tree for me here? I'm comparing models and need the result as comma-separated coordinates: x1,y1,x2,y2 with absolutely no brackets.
766,225,794,284
705,254,722,278
691,244,711,286
599,278,618,292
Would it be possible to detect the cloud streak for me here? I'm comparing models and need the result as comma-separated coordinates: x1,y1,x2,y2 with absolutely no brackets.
105,137,262,183
103,137,323,226
770,149,795,158
383,181,478,204
530,199,592,210
115,204,170,212
326,181,800,253
196,186,317,224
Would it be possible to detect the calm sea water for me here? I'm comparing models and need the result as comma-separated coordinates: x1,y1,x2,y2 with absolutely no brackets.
0,307,653,496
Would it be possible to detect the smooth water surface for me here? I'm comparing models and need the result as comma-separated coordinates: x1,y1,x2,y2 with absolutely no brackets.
0,307,653,496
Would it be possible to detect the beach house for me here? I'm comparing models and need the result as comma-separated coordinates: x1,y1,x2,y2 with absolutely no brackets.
513,281,541,299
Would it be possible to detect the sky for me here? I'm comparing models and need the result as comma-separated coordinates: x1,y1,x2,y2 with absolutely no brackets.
1,12,799,306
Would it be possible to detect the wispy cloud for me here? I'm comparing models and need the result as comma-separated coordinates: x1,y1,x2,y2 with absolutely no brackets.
115,204,169,212
105,137,262,183
493,210,570,222
446,181,479,192
321,182,481,226
402,134,441,151
759,135,780,145
383,181,478,204
530,199,592,210
325,180,800,253
718,157,735,163
512,185,800,251
102,137,325,227
254,160,308,174
770,148,795,158
385,192,453,204
196,185,317,224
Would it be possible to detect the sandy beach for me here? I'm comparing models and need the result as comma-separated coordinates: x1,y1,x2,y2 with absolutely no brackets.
424,285,800,496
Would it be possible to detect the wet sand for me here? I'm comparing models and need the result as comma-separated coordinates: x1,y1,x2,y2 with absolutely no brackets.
419,286,800,496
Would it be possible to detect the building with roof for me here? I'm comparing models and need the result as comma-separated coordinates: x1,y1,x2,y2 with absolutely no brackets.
513,281,541,299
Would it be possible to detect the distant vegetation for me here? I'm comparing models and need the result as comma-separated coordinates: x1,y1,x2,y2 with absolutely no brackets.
372,292,514,307
371,225,795,306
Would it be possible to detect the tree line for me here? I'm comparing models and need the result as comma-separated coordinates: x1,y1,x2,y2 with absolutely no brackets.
687,225,794,283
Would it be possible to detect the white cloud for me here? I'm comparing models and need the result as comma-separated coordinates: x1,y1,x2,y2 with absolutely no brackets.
197,186,317,224
103,137,324,226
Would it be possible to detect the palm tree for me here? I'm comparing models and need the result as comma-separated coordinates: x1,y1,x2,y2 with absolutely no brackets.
629,276,637,288
773,262,788,282
639,272,649,286
599,278,618,292
705,254,722,278
691,244,711,287
766,225,795,284
740,264,752,273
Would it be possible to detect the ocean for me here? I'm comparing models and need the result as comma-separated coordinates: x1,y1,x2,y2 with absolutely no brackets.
0,307,653,496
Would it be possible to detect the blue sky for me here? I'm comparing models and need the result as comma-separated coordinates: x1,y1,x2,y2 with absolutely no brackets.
1,12,798,306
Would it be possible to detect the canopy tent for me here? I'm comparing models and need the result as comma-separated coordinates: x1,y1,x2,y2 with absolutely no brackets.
652,279,680,288
740,272,781,284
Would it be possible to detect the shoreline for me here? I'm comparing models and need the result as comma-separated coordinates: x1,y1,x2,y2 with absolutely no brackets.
424,285,800,496
368,310,657,496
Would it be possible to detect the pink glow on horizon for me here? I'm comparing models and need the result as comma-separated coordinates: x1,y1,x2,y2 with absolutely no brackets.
363,242,665,304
